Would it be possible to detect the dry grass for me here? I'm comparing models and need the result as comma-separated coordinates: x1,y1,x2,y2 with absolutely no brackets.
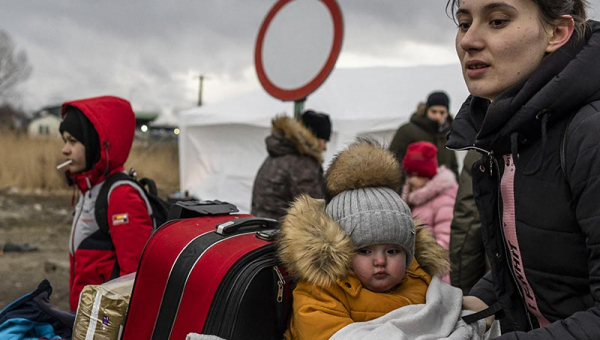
0,130,180,195
126,139,180,195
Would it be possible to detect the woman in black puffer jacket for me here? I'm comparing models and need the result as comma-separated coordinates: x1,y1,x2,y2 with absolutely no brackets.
446,0,600,338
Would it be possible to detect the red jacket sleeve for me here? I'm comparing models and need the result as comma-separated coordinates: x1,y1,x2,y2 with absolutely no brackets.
107,184,153,275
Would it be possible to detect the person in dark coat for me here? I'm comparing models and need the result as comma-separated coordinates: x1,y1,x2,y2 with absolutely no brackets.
446,0,600,337
389,91,459,181
449,149,489,295
251,110,331,220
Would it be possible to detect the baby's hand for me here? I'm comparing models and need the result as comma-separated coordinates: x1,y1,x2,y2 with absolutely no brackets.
463,296,494,330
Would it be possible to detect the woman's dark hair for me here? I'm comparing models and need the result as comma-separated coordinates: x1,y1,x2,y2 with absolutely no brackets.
445,0,589,39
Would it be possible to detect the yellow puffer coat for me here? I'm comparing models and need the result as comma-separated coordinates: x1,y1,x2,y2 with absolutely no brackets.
285,259,431,340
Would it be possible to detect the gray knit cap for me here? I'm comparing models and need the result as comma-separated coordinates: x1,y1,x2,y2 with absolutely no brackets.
325,186,415,267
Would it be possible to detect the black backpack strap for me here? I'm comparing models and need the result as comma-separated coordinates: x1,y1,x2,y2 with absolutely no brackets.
95,172,134,236
139,177,158,196
96,173,159,232
462,301,503,324
97,172,158,280
96,172,136,281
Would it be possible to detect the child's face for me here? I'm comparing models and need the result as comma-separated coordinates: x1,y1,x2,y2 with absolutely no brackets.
61,131,86,174
351,243,407,293
407,175,428,191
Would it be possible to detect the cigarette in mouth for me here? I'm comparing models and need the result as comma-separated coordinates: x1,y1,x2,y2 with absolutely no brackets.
56,160,73,170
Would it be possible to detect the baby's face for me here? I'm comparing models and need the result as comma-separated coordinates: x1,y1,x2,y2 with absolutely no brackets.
351,243,407,292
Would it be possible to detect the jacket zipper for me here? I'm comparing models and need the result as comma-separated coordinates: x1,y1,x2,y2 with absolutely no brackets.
446,144,495,176
449,144,534,329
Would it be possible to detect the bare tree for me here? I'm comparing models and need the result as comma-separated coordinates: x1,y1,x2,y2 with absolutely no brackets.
0,30,32,101
0,102,27,131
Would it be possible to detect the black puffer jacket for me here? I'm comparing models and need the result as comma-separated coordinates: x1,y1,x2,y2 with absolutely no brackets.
447,21,600,339
251,115,326,220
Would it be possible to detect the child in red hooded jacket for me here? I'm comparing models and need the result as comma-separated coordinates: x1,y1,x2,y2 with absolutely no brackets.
59,96,153,311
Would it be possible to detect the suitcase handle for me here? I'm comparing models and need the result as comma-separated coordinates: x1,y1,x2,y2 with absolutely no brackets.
167,200,239,220
216,217,278,235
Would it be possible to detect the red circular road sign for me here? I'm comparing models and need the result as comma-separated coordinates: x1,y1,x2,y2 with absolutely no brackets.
255,0,343,101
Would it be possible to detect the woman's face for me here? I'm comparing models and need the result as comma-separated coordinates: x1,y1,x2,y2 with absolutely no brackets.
455,0,553,101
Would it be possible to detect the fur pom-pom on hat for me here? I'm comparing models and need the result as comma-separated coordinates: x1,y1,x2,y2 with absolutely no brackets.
325,139,401,198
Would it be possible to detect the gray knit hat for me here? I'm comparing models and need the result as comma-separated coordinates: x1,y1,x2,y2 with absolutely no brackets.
325,187,415,267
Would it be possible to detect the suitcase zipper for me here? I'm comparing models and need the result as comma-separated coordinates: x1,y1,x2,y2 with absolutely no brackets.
274,266,285,303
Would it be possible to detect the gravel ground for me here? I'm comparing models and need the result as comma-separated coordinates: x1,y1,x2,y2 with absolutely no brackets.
0,187,73,312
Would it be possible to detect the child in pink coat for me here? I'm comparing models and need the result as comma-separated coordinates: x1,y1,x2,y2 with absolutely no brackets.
401,142,457,282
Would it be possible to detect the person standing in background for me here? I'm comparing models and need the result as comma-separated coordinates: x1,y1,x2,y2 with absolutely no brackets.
389,91,459,182
251,110,331,220
448,149,489,295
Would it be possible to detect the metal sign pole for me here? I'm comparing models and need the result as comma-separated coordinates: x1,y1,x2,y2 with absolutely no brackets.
196,75,204,106
294,98,306,118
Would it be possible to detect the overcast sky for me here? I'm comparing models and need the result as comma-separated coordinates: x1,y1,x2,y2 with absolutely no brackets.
2,0,599,117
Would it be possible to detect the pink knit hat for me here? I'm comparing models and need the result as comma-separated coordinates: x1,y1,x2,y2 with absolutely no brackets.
402,141,438,179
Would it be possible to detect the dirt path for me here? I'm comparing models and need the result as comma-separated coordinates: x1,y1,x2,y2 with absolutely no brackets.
0,188,73,312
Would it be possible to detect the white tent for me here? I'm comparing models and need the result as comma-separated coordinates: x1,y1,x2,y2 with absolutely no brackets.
179,65,469,212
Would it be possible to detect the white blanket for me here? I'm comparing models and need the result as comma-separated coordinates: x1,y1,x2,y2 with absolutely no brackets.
330,277,500,340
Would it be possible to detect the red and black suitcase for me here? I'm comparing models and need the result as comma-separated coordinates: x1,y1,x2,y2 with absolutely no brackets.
121,201,292,340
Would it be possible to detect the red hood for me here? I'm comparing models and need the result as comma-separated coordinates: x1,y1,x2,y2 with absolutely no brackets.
62,96,135,192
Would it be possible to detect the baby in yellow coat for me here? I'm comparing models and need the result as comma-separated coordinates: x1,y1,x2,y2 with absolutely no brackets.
278,139,450,340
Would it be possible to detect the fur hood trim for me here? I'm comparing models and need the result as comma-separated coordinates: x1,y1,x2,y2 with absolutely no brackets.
278,195,353,287
325,139,401,198
413,221,451,278
271,115,324,163
403,166,457,206
277,194,450,286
